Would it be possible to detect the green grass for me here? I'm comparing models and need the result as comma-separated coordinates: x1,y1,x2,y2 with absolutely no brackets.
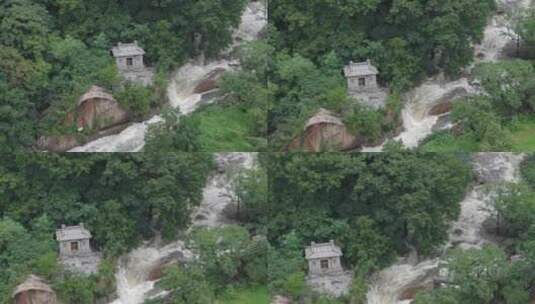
216,286,270,304
418,131,480,152
191,103,266,152
509,118,535,151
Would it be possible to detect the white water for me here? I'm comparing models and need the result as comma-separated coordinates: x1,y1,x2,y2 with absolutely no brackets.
70,1,267,152
111,241,193,304
362,76,475,151
362,0,532,151
190,152,255,228
109,153,255,304
366,153,524,304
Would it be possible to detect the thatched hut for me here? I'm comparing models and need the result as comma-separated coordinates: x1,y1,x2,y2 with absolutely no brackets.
12,275,56,304
288,108,359,152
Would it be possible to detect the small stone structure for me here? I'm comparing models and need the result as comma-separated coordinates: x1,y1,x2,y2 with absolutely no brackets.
56,223,101,274
344,59,387,108
111,41,153,86
12,275,56,304
306,240,344,275
305,240,352,297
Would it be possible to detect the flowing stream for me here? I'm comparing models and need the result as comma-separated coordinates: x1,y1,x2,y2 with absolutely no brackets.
70,1,267,152
109,153,255,304
366,153,525,304
362,0,532,151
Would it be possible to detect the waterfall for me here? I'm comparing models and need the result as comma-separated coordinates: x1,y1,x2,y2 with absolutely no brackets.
110,241,193,304
366,153,525,304
362,0,532,151
70,2,267,152
108,153,255,304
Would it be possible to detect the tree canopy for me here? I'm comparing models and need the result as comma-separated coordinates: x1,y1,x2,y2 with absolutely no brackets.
0,0,248,151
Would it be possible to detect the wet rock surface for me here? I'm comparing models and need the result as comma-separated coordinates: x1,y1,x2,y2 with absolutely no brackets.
193,68,226,94
427,87,468,116
472,153,524,184
306,271,353,297
367,153,525,304
110,153,255,304
431,114,452,132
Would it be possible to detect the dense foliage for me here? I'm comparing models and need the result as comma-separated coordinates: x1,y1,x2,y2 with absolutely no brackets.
269,0,496,89
144,40,270,152
421,59,535,151
226,153,470,300
0,153,214,302
414,155,535,303
268,52,402,150
147,225,269,304
414,244,534,304
0,215,117,304
0,153,214,250
268,0,498,150
145,108,202,152
0,0,247,151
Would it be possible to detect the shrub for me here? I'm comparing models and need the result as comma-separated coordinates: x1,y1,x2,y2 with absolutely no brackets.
114,83,152,118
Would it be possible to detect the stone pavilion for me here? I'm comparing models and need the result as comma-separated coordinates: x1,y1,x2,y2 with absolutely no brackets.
344,59,387,108
111,41,154,86
56,223,101,274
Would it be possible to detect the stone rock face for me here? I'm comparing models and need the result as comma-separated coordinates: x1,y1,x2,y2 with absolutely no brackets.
288,109,360,152
37,86,130,152
428,101,453,116
37,135,80,152
12,275,56,304
432,114,452,132
399,283,433,301
193,68,227,94
472,153,523,184
272,295,292,304
75,86,129,131
306,271,353,297
428,87,469,116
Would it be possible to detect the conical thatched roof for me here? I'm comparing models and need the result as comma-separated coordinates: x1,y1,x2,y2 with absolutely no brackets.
77,86,115,107
12,275,54,298
304,108,344,130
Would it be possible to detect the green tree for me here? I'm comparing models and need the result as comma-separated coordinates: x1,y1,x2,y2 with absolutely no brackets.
0,217,58,302
115,83,153,118
145,108,202,152
0,78,35,152
187,226,267,289
473,60,535,119
159,265,215,304
340,216,394,272
451,96,512,150
265,153,471,256
54,274,95,304
0,153,213,252
513,8,535,58
0,0,51,58
228,165,268,224
415,245,532,304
